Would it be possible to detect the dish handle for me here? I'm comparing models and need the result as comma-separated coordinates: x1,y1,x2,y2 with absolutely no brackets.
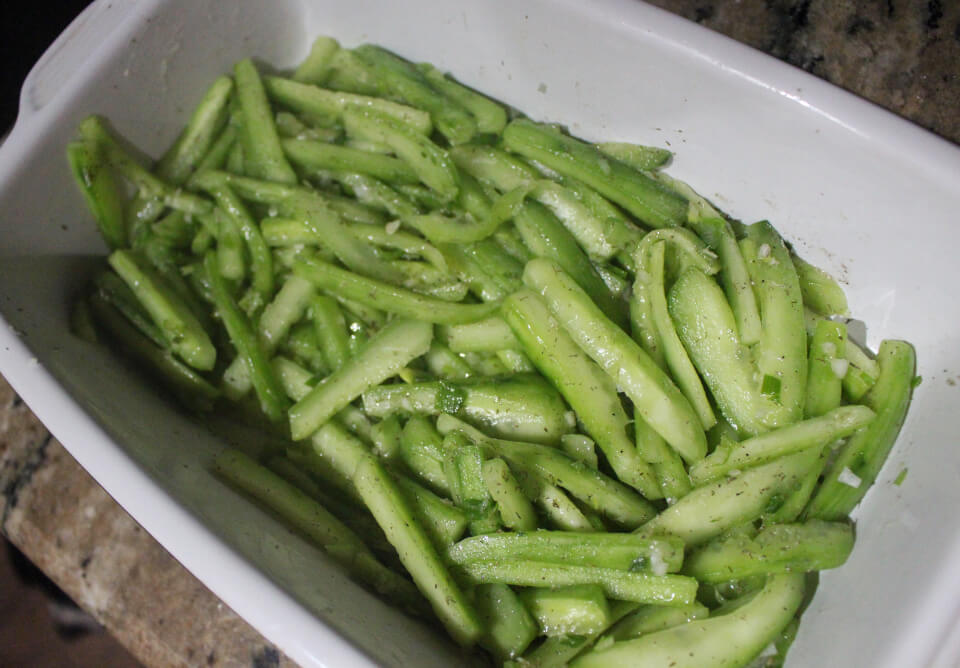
18,0,141,119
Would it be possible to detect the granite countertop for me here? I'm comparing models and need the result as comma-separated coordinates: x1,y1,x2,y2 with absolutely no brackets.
1,2,957,666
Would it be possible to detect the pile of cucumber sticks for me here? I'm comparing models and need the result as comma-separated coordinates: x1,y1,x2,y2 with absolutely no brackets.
67,36,916,667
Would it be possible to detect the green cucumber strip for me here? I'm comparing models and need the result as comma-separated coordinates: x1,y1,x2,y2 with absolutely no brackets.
523,179,638,260
204,253,288,421
668,266,779,435
222,274,314,399
437,415,656,529
423,341,473,381
630,273,667,370
765,441,830,524
323,48,382,95
464,239,524,295
213,449,419,605
292,36,340,84
211,206,246,282
503,290,661,498
634,226,721,276
416,63,507,135
558,175,640,249
651,171,763,345
635,417,692,502
375,456,467,546
156,75,234,185
641,449,820,546
333,173,422,220
109,250,216,371
534,482,597,532
684,520,854,583
805,319,847,418
596,262,631,299
264,75,432,134
441,316,518,353
194,123,238,175
323,194,389,226
226,133,245,173
393,475,469,548
502,119,687,228
440,242,509,302
636,239,716,430
448,531,684,572
508,601,639,668
264,456,394,558
450,143,540,191
93,270,167,348
309,295,351,373
805,340,916,520
560,434,599,470
233,58,297,184
362,374,572,445
443,439,494,519
689,405,875,485
515,200,628,328
482,458,538,531
223,173,405,284
67,139,127,249
275,367,468,549
344,223,447,271
519,584,611,636
352,44,477,144
402,209,502,245
570,574,805,668
742,222,808,426
275,118,347,141
87,295,219,410
596,141,672,170
150,210,195,248
77,116,212,217
524,258,707,463
804,308,880,401
282,138,419,184
279,323,329,376
398,182,454,210
474,583,538,662
386,260,468,302
606,602,709,641
451,145,630,324
459,561,697,605
343,107,459,201
353,455,482,646
399,415,450,495
370,414,403,460
289,318,432,440
293,255,496,325
793,254,849,316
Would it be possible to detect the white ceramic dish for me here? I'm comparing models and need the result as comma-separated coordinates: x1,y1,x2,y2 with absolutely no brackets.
1,0,959,665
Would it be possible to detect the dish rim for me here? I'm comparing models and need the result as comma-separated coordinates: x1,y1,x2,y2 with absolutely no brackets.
1,0,958,666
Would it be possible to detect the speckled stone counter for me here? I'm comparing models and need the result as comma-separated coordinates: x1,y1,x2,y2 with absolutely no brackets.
645,0,959,143
0,378,295,667
1,2,957,666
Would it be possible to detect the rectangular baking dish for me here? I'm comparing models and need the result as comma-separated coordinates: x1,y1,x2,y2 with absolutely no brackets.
1,0,959,665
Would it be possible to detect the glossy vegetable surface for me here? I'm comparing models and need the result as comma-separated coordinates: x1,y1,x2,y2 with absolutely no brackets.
67,35,915,668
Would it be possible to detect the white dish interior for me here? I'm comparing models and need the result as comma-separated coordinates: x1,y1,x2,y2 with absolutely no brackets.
1,0,959,666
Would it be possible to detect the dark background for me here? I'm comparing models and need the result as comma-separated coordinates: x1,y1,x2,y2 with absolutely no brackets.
0,1,94,134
